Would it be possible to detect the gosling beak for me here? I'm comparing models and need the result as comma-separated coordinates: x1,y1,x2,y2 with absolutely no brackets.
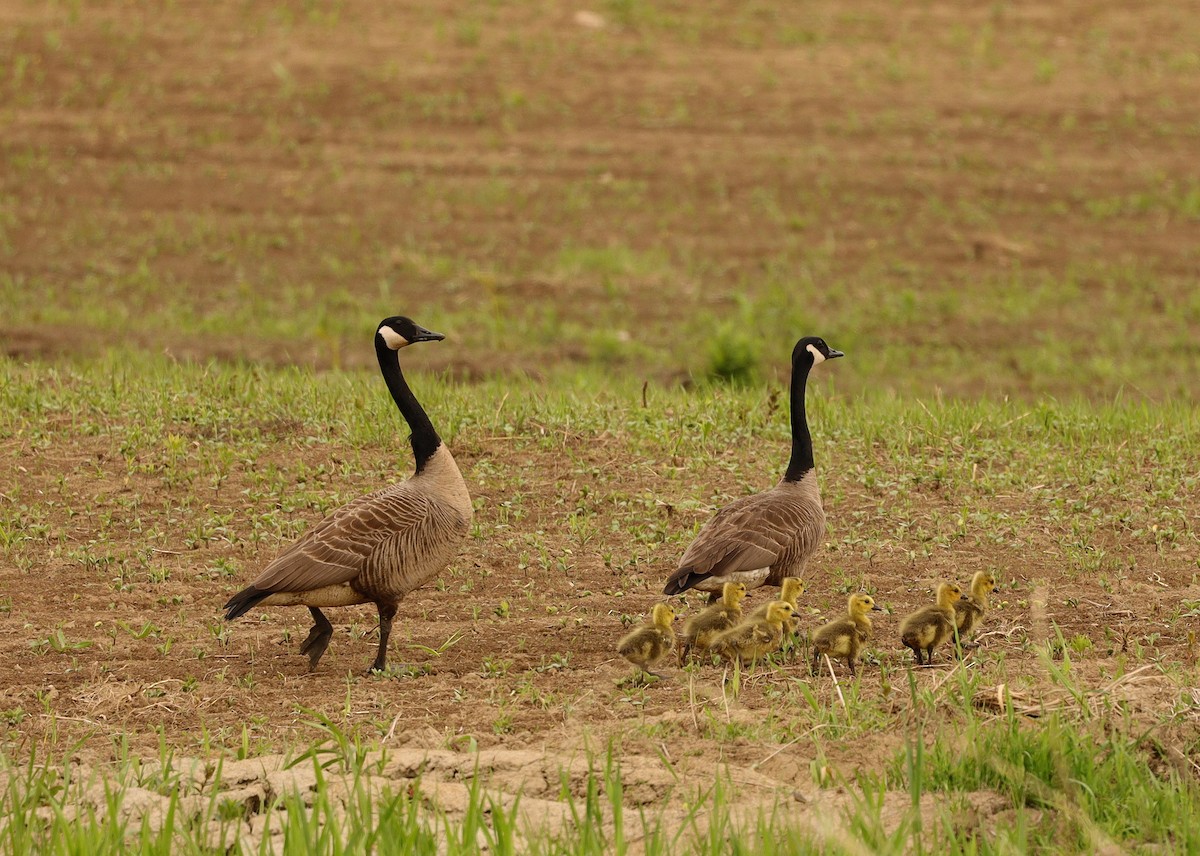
827,348,845,360
410,325,446,343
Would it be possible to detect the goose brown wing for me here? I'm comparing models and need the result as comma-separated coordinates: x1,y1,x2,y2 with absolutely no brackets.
666,488,818,594
249,484,435,593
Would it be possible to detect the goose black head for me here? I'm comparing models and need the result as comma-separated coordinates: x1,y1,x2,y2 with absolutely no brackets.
377,317,446,350
792,336,844,368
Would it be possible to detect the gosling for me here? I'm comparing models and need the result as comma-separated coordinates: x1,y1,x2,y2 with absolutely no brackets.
954,571,997,647
680,581,747,662
617,603,676,678
899,582,963,666
811,593,879,677
746,576,805,630
709,601,795,666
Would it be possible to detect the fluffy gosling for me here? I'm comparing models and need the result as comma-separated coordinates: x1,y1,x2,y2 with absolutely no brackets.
811,593,879,676
617,603,676,679
680,581,747,662
709,601,795,666
747,576,805,630
954,571,997,646
899,582,963,666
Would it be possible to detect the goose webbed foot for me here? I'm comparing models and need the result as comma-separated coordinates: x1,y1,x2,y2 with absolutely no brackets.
299,607,333,671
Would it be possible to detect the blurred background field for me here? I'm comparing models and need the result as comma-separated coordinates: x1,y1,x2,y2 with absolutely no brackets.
3,0,1199,395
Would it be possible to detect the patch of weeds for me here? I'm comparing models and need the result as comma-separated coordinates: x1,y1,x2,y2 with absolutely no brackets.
705,328,760,385
480,657,512,678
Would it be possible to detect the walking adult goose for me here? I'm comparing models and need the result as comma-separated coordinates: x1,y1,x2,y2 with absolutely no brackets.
224,316,473,674
662,336,843,600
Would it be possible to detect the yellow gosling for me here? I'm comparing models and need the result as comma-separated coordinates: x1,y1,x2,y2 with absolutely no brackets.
954,571,997,644
811,593,878,676
680,582,747,662
710,601,795,666
747,576,805,631
616,603,676,679
899,583,963,666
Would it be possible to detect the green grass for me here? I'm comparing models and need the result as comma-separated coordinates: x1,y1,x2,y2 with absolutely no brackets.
2,353,1195,580
2,662,1196,853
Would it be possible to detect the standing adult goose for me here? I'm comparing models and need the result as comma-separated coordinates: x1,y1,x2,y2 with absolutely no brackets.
223,316,473,674
662,337,843,600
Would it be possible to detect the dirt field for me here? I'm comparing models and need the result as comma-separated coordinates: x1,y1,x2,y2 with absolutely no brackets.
2,0,1199,843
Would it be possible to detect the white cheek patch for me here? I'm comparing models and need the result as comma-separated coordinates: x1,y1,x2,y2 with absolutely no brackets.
378,326,410,350
806,344,826,365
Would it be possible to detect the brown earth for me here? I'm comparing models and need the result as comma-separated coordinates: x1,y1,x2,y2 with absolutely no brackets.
2,0,1199,837
2,421,1197,801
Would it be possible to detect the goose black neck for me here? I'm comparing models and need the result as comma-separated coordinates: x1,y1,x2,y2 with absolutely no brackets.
376,339,441,473
783,360,814,482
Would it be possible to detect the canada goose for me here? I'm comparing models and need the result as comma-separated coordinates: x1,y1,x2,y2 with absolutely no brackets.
747,576,805,631
709,601,795,666
899,582,963,666
954,571,997,645
223,317,473,674
811,593,879,676
663,337,842,602
680,581,747,662
617,603,676,678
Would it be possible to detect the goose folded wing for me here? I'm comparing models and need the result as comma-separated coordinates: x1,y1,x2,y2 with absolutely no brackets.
249,488,434,593
677,501,790,576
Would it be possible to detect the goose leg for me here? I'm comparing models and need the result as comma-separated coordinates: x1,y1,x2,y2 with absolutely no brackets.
369,602,399,674
299,607,334,671
847,656,856,677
